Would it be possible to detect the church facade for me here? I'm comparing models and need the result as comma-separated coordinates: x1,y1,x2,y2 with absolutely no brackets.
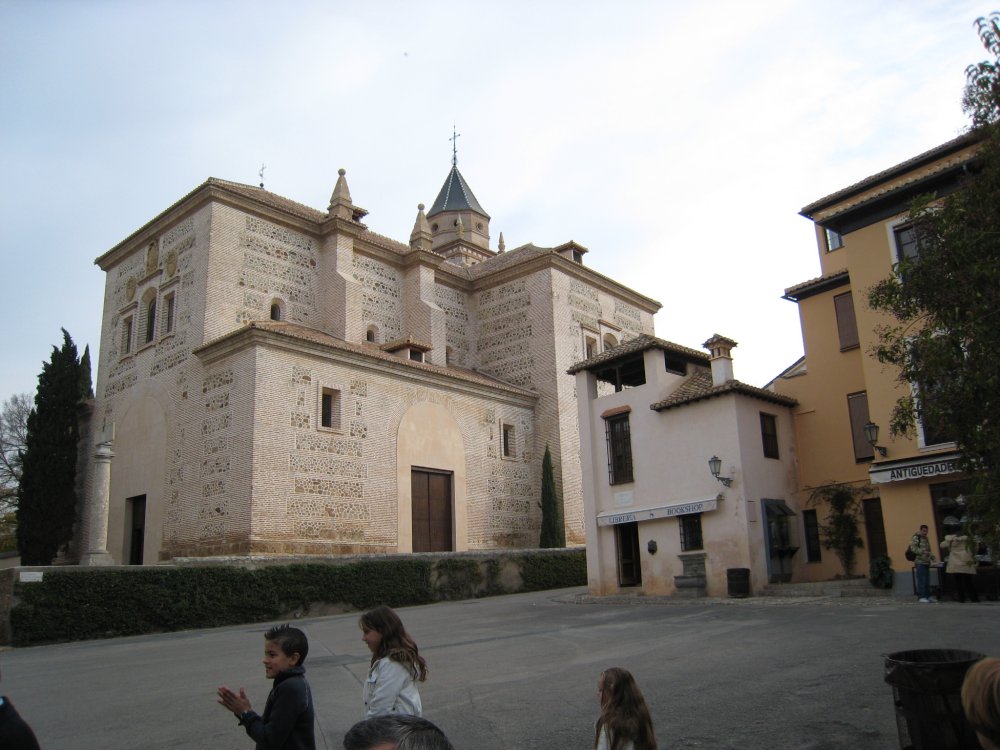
79,163,660,563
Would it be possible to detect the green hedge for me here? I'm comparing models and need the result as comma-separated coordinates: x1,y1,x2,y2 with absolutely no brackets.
519,551,587,592
9,550,585,646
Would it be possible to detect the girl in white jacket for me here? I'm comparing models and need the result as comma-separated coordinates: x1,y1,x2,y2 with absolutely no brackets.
595,667,658,750
359,606,427,718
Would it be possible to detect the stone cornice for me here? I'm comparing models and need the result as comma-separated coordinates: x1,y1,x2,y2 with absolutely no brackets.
468,252,662,314
96,182,329,270
193,324,538,407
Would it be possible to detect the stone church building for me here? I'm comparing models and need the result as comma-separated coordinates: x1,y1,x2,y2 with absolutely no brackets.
78,161,659,564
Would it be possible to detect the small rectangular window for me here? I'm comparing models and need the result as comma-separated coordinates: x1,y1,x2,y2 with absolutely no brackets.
894,224,920,264
122,316,134,355
502,423,515,458
584,335,597,360
664,352,686,376
409,350,424,362
825,227,844,251
847,391,875,462
760,413,779,459
605,414,633,485
164,293,176,334
834,292,859,351
680,513,703,551
915,380,955,447
803,509,822,562
320,387,341,430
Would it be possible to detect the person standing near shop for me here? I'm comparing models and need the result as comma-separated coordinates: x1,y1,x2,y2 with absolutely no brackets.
941,524,980,603
909,524,936,603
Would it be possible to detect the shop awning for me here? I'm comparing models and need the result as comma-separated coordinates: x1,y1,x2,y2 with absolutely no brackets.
596,496,720,527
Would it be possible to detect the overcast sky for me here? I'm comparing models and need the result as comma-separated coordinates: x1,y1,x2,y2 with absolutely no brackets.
0,0,990,402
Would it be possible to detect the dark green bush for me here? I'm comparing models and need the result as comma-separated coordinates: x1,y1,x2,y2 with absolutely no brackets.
519,550,586,591
9,551,583,646
10,559,434,646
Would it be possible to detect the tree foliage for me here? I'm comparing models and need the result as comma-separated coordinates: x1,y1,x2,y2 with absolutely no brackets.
538,444,565,548
0,393,32,553
808,482,865,578
16,330,91,564
868,13,1000,551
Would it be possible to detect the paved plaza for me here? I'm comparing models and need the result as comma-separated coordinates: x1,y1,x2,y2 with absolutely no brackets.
3,588,998,749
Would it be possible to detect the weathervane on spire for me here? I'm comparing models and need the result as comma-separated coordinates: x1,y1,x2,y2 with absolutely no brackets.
259,163,266,189
450,125,461,167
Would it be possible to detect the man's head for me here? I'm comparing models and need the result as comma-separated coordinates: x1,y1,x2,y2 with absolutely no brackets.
919,524,929,535
343,715,454,750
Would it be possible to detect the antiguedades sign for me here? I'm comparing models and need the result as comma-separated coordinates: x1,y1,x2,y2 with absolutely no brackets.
870,454,960,484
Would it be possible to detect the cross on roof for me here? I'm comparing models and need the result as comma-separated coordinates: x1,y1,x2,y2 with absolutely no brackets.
450,126,461,167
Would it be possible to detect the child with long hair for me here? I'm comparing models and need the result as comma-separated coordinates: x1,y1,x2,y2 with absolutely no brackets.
359,605,427,718
594,667,657,750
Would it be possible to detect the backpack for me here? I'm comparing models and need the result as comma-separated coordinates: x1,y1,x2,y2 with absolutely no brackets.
905,545,917,562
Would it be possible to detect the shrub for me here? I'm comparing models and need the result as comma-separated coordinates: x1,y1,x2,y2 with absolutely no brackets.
8,550,584,646
869,555,895,589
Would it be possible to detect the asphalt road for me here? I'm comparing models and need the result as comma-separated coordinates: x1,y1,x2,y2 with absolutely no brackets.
3,589,998,749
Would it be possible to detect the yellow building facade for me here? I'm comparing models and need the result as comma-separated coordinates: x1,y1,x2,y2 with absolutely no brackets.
774,134,979,591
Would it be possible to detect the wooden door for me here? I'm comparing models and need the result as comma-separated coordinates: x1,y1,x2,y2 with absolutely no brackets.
863,497,888,560
411,469,453,552
615,522,641,586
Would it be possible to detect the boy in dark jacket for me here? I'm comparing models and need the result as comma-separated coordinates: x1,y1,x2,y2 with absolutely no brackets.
218,624,316,750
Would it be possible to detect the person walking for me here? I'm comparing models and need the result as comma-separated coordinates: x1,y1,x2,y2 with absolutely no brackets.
909,524,936,602
359,606,427,718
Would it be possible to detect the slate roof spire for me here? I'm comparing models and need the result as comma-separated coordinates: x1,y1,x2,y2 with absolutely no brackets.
424,132,492,264
426,164,489,219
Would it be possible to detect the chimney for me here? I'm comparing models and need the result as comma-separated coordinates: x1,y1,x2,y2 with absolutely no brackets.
703,334,737,386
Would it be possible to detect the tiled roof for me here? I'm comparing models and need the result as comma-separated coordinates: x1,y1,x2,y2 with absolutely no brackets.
206,178,329,222
427,166,489,218
782,269,850,301
800,132,979,218
464,242,551,279
650,371,798,411
197,321,536,396
567,333,709,375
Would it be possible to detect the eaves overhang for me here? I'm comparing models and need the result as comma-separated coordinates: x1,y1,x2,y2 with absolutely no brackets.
650,378,798,411
800,134,980,235
801,132,979,218
567,333,708,375
782,270,850,302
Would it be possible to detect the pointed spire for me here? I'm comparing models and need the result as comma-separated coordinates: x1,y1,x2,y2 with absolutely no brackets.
498,232,505,253
410,203,432,252
327,168,354,219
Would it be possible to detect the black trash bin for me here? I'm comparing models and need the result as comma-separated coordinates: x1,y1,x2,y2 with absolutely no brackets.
883,648,985,750
726,568,750,598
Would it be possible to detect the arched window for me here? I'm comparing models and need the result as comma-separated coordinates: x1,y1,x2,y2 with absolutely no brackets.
145,297,157,343
270,301,282,321
366,325,379,343
603,333,618,352
140,288,158,345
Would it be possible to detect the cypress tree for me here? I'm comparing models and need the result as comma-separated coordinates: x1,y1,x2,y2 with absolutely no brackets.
539,444,565,548
17,330,88,564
